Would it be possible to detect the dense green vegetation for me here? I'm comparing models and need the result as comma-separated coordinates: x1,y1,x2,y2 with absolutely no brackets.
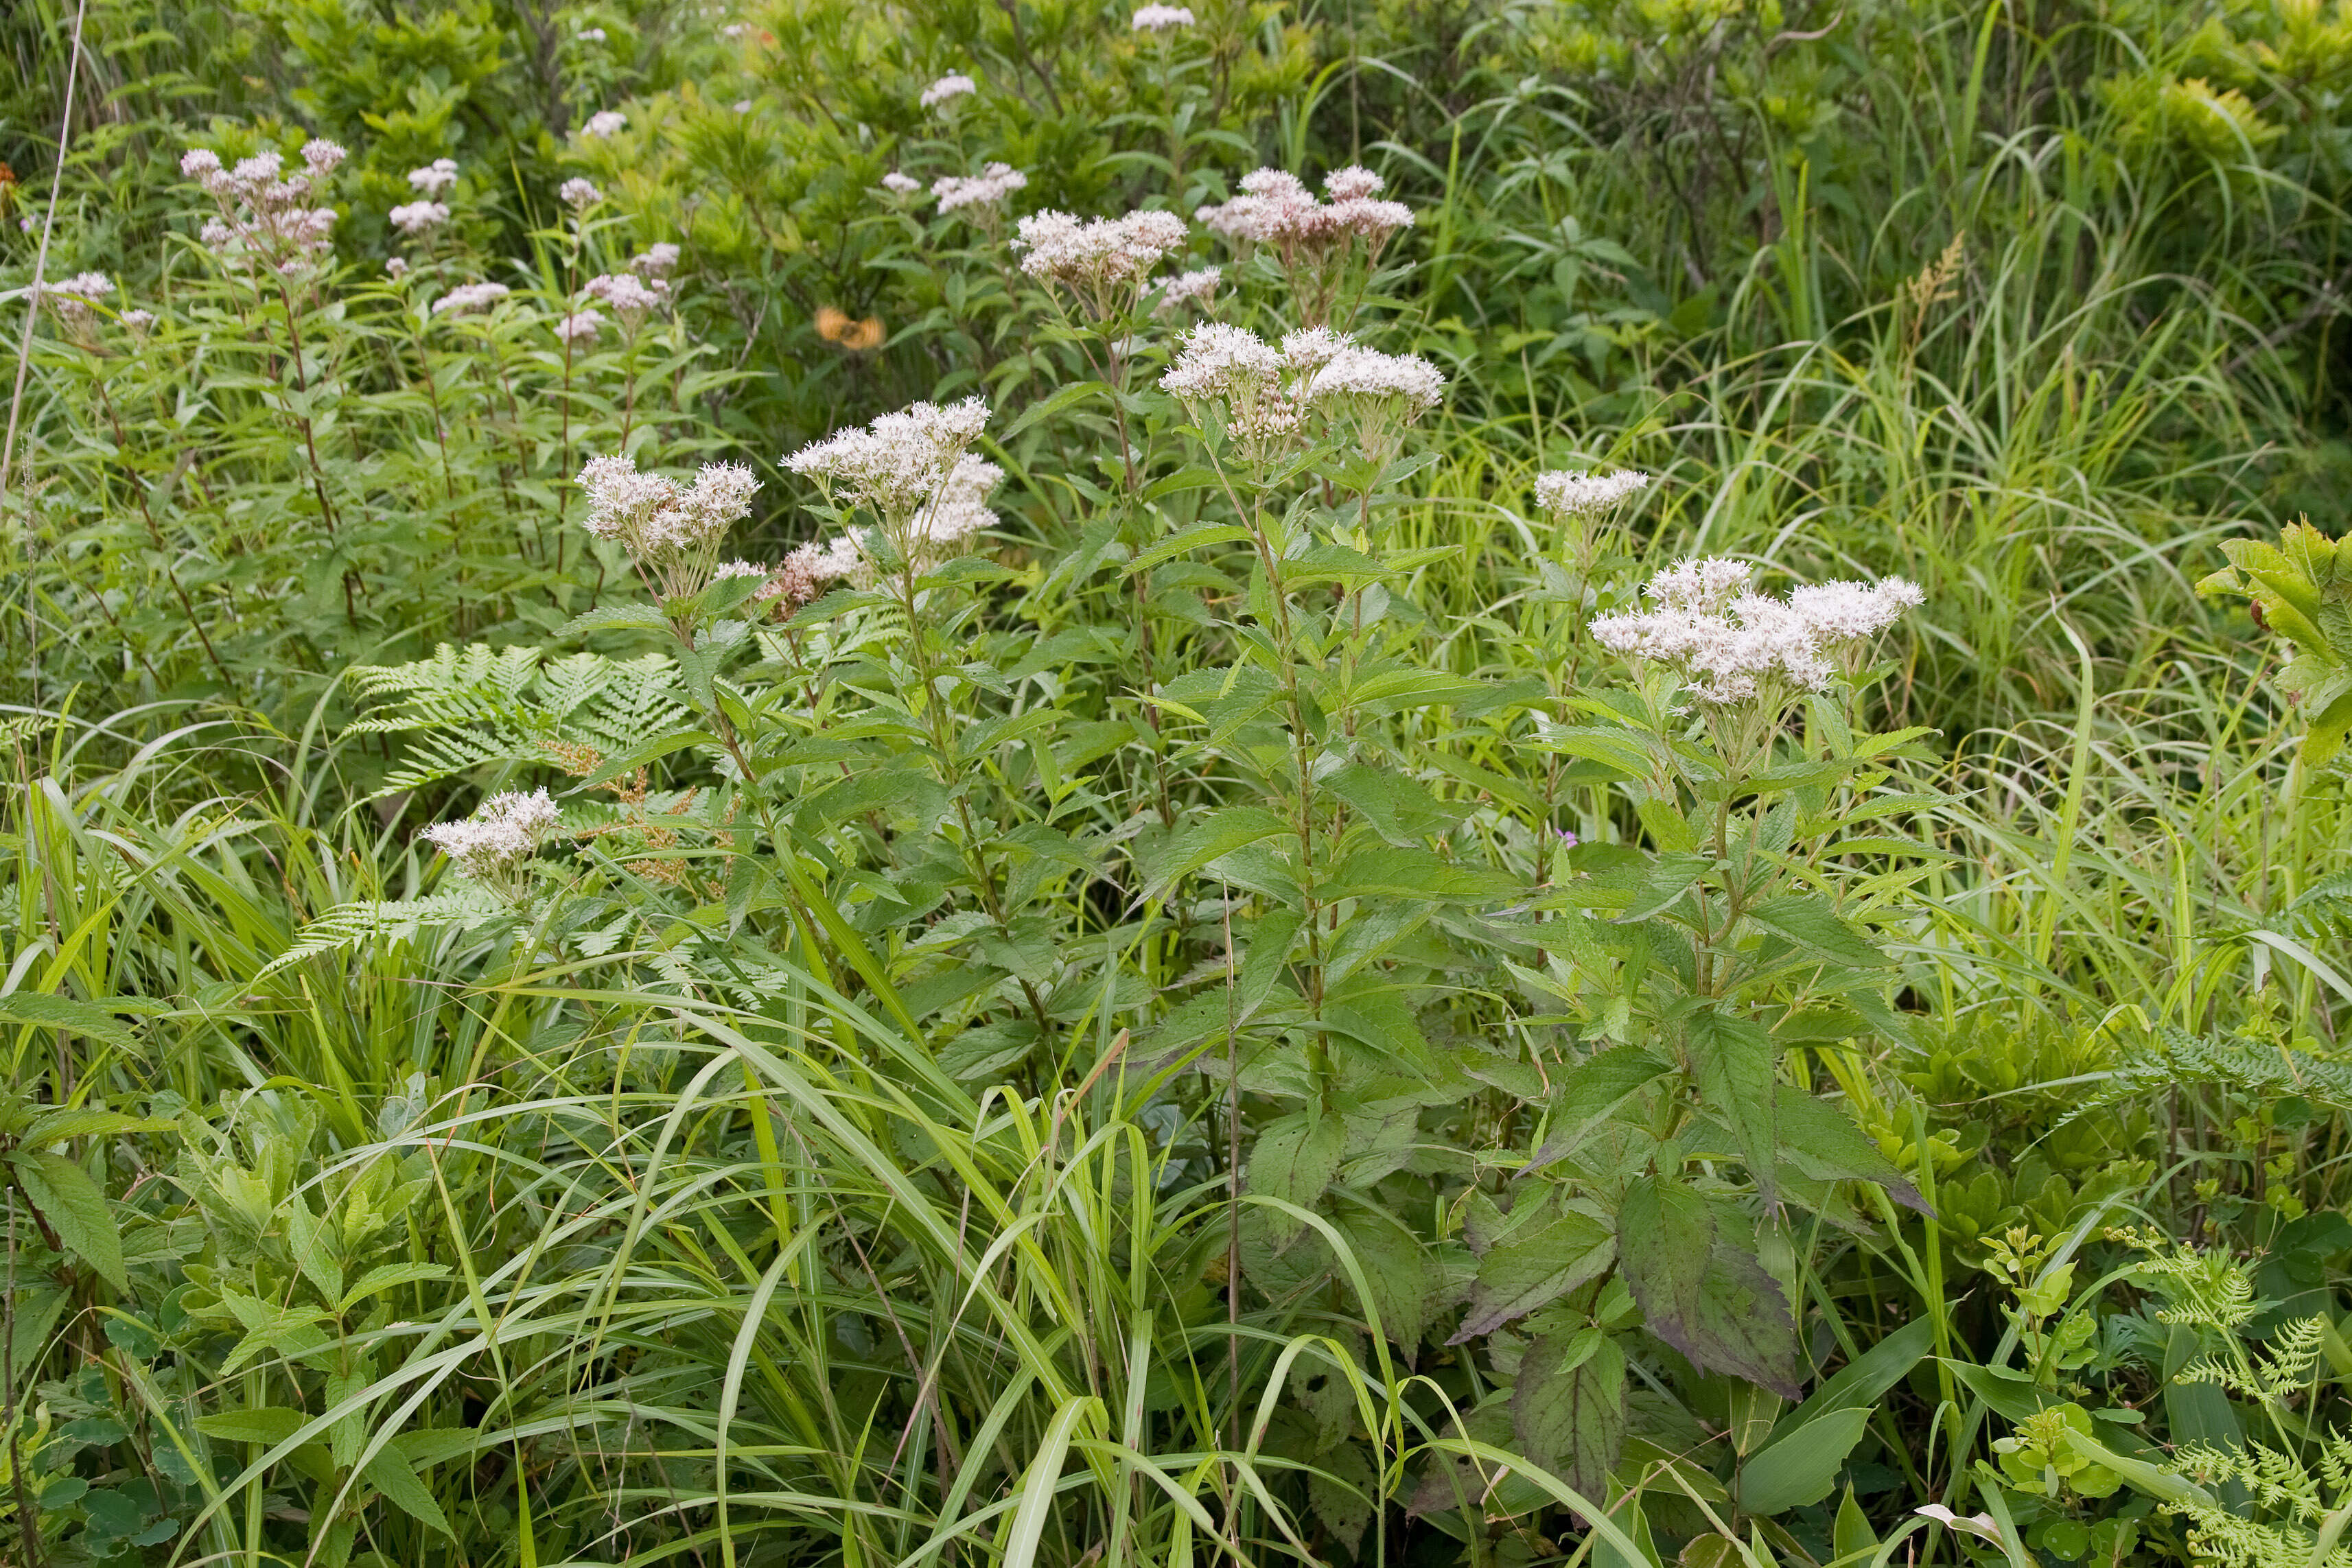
10,1,2352,1565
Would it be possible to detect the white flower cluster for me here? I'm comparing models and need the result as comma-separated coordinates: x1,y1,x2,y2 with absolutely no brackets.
1157,266,1221,313
881,172,922,197
181,141,344,275
583,110,627,138
920,73,977,109
932,163,1027,216
34,271,113,334
408,158,459,198
785,397,989,516
784,399,999,573
1132,4,1196,29
559,177,603,210
1590,559,1925,706
1307,343,1446,412
430,281,512,316
1161,323,1443,453
1014,209,1190,315
388,200,450,237
421,788,562,883
578,454,762,589
1535,468,1651,517
121,307,156,335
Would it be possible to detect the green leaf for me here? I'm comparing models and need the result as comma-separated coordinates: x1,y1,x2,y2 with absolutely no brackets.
0,994,152,1053
364,1444,455,1536
197,1407,309,1446
1141,807,1291,900
1618,853,1710,922
1745,895,1887,968
1248,1112,1344,1243
1513,1330,1627,1501
9,1149,126,1291
1780,1315,1935,1435
1775,1089,1926,1212
1005,377,1113,439
1325,762,1463,846
1733,1405,1870,1514
1619,1179,1799,1397
1526,1047,1673,1174
1453,1208,1616,1340
1129,521,1252,574
1835,1486,1878,1560
21,1109,173,1145
1323,847,1517,903
1687,1008,1778,1208
557,602,673,636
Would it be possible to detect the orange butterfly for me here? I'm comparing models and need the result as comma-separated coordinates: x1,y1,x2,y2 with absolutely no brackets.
815,305,884,351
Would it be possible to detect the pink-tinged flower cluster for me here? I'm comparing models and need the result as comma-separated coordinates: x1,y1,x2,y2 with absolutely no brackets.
630,242,680,277
920,73,977,109
430,281,512,316
1014,209,1191,317
1156,266,1222,314
1535,469,1652,517
559,178,603,210
583,270,667,325
555,309,606,344
1131,4,1196,29
120,307,156,336
1161,324,1443,458
1590,560,1925,706
181,141,344,275
388,200,450,237
422,788,561,888
408,159,459,198
932,163,1027,216
1195,165,1413,323
33,271,113,336
881,172,922,197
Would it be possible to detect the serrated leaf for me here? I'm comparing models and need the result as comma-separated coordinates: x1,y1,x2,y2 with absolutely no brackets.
1745,894,1887,968
0,994,149,1053
9,1149,126,1291
1618,853,1710,922
1775,1089,1926,1212
1619,1179,1801,1397
1688,1009,1778,1208
364,1444,454,1536
1525,1047,1672,1175
1130,521,1253,573
1512,1330,1626,1501
1143,807,1291,900
1452,1208,1616,1340
1248,1111,1344,1243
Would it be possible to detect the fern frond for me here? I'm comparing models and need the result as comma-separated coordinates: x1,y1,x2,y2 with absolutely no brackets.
2056,1025,2352,1127
345,644,690,796
257,891,511,981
